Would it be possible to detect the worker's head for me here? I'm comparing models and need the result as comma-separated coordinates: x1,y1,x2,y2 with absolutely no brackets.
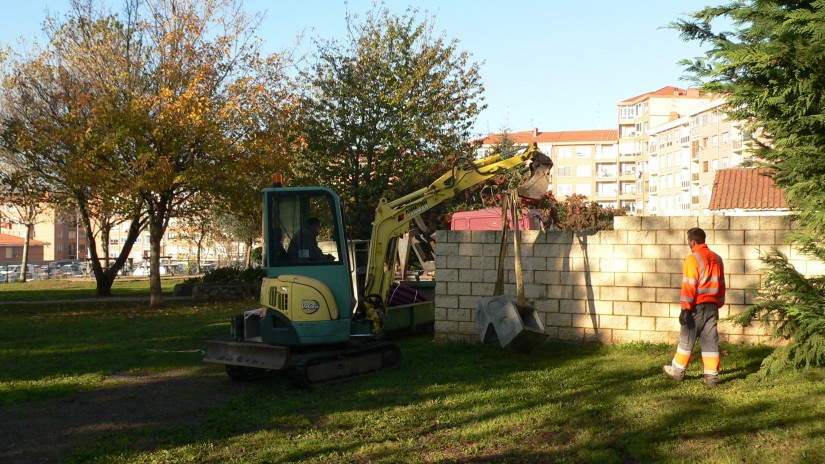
306,217,321,235
687,227,706,248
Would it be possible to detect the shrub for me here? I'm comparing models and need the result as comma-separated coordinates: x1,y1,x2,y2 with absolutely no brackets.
201,266,266,284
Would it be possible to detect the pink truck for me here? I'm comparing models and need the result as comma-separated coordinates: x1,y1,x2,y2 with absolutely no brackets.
449,208,544,231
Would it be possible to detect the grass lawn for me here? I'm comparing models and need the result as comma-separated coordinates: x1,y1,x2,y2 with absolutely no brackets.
0,277,187,301
1,295,823,463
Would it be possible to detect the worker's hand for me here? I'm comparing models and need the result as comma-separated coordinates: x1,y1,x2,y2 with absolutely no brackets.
679,309,692,326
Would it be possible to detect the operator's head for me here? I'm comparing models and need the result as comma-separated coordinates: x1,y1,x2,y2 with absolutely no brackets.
687,227,706,247
306,217,321,234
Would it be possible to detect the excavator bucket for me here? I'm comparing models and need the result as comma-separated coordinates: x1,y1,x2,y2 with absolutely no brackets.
517,151,553,200
476,294,547,353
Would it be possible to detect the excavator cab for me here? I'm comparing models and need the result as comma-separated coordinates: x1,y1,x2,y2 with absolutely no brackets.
255,187,360,346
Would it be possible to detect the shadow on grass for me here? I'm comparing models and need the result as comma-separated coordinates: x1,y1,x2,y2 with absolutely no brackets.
3,321,811,464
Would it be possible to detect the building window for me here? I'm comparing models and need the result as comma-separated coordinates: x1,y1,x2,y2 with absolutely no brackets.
575,146,591,158
557,146,572,159
703,161,709,173
557,166,572,177
722,132,729,144
5,248,12,259
557,184,573,196
575,166,591,177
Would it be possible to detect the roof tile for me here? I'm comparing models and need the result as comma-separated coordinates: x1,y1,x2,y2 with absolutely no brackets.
708,167,788,210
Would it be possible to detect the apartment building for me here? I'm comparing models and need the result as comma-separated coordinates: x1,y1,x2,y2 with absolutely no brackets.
479,128,620,207
616,86,713,214
647,97,758,216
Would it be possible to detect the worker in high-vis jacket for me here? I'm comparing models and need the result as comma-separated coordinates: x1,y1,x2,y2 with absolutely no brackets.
663,227,725,386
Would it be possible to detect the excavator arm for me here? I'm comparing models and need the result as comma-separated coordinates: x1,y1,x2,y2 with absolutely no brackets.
362,143,553,333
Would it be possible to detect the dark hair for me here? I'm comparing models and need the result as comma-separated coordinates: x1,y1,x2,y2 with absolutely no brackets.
687,227,706,244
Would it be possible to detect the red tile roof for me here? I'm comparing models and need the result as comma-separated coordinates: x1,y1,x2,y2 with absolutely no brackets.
480,129,618,146
618,86,704,104
708,167,788,211
0,233,48,246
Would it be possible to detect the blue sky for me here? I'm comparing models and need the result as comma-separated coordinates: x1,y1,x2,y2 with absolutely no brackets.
0,0,715,137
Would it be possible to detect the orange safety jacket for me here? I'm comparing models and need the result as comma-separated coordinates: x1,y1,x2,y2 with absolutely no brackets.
680,243,725,310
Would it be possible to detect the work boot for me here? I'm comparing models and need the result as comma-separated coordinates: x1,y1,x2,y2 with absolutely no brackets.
662,365,685,381
703,374,719,387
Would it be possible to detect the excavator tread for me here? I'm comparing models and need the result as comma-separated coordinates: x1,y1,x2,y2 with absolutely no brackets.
287,340,401,388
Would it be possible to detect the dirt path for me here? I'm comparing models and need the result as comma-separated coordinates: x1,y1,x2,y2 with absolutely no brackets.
0,369,238,463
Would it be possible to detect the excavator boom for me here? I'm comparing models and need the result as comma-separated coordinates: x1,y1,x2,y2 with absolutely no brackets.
362,143,552,333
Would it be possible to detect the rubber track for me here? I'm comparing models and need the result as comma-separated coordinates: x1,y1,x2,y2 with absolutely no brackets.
287,341,401,388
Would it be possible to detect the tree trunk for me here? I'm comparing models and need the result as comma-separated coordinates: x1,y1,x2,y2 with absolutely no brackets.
149,216,166,307
20,224,32,283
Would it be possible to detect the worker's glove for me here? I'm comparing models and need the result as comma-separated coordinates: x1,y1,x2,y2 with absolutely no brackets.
679,309,692,326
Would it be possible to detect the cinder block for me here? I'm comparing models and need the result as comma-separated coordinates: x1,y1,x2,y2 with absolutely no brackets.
598,230,628,245
572,314,597,328
458,295,480,310
589,272,615,287
534,243,561,257
716,230,745,246
655,317,680,332
599,315,627,330
641,216,670,230
560,299,588,314
622,258,656,278
655,288,680,305
545,230,573,244
560,271,586,285
535,298,559,313
615,216,642,230
641,331,676,344
729,273,761,291
436,268,458,282
434,307,447,321
642,244,671,259
628,287,657,302
585,329,612,343
600,286,628,301
545,312,572,327
729,216,761,231
573,285,599,301
710,216,730,230
613,329,642,343
525,256,547,271
728,245,761,261
447,307,471,322
447,281,471,296
600,258,628,273
628,230,656,244
558,327,585,341
459,268,483,283
615,244,642,259
434,320,458,333
471,282,495,296
724,289,745,305
524,283,546,299
656,230,684,245
535,270,561,285
614,301,642,315
546,284,572,299
458,321,477,335
759,216,792,231
642,272,671,288
669,216,700,231
628,316,656,330
745,230,777,247
642,302,671,317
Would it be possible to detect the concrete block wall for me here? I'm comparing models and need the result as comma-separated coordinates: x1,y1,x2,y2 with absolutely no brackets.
433,216,825,345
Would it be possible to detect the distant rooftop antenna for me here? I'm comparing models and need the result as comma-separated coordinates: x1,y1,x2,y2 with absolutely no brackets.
595,103,602,129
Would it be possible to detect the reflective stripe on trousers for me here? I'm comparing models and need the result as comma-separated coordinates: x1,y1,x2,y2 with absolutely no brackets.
671,303,720,375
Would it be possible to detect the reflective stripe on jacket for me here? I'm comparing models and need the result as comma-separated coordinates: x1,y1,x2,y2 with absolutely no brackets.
680,243,725,310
